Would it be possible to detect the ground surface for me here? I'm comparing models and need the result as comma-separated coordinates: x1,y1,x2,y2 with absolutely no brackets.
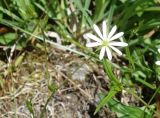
0,46,116,118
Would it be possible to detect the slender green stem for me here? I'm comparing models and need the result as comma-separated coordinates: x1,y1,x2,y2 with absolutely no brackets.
103,59,121,86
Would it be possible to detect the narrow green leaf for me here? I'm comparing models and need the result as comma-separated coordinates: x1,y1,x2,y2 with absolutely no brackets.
107,99,153,118
93,0,110,22
145,7,160,12
26,100,34,117
72,0,93,26
95,86,120,114
13,0,37,20
81,0,91,28
107,0,116,27
103,59,121,85
0,6,23,22
135,77,156,90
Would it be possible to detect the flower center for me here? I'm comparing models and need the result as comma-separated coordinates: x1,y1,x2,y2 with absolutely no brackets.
101,40,109,47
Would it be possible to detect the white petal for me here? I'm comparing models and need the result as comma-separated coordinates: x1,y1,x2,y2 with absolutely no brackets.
106,47,112,60
108,25,117,39
102,20,107,40
109,32,124,41
86,42,101,47
156,61,160,65
93,24,104,39
109,45,122,55
109,42,128,47
83,34,88,39
99,47,105,60
85,33,102,42
158,49,160,53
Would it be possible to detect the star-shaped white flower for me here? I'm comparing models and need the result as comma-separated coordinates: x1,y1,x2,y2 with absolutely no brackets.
84,20,128,60
156,49,160,65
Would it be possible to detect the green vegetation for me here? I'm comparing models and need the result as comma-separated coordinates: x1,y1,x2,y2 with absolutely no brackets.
0,0,160,117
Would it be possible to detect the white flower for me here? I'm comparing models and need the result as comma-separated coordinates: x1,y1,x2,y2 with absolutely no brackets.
84,20,128,60
156,49,160,65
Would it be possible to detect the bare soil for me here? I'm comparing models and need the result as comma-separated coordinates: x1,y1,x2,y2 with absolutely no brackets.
0,47,116,118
